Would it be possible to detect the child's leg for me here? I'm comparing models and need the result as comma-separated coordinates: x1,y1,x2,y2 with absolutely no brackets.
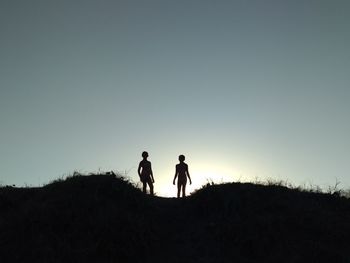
182,183,186,197
177,183,181,198
148,181,154,195
142,181,147,193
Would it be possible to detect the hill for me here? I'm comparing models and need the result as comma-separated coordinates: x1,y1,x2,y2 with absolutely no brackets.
1,173,350,263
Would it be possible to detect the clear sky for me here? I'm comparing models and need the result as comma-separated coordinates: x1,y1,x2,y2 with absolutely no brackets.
1,0,350,196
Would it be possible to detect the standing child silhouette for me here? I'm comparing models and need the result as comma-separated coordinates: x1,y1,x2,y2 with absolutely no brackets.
173,155,192,198
138,151,155,195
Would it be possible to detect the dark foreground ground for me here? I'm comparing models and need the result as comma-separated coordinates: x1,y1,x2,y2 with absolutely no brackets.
1,174,350,263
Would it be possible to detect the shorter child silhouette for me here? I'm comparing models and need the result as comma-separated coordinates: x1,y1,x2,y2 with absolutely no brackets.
173,154,192,198
138,151,155,195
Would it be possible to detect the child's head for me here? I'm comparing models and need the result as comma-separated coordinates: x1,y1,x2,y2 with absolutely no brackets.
178,154,185,162
142,151,149,159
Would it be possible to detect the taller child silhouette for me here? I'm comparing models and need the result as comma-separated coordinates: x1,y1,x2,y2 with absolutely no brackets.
173,154,192,198
138,151,155,195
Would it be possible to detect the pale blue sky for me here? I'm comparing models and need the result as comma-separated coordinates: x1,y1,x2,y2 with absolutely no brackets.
1,0,350,196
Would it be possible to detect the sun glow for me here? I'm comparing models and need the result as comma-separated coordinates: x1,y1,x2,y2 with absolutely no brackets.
154,161,239,197
131,150,256,198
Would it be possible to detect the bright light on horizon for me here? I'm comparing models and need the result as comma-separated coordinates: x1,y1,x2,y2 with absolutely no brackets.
149,161,246,197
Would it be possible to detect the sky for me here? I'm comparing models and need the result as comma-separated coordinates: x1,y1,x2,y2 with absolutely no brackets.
1,0,350,197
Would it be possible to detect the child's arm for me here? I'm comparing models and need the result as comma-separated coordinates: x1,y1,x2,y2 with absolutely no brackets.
137,162,142,180
173,167,178,185
186,166,192,185
150,163,155,183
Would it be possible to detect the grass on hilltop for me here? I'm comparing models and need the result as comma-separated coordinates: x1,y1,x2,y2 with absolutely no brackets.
1,172,350,263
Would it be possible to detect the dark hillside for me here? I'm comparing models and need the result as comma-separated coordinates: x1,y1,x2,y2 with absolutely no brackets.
1,174,350,263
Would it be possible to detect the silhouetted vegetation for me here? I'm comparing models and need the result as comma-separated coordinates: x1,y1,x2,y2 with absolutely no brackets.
1,173,350,263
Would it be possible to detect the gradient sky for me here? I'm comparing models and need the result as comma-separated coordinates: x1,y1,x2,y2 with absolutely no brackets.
1,0,350,196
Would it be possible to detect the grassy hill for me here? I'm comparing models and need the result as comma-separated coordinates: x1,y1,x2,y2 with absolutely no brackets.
1,173,350,263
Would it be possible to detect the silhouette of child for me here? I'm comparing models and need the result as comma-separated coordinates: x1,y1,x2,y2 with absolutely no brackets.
173,155,192,198
138,151,155,195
